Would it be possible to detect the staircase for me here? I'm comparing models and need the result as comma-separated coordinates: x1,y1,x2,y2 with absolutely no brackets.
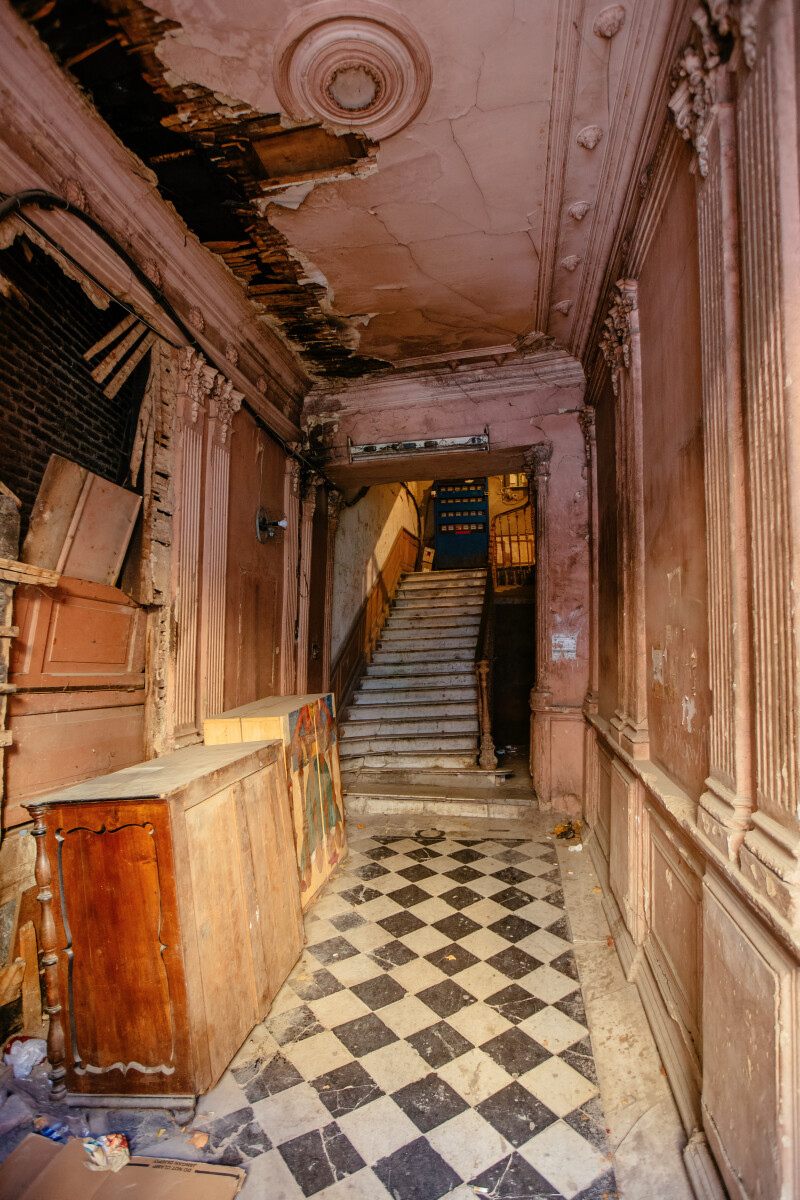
338,568,486,770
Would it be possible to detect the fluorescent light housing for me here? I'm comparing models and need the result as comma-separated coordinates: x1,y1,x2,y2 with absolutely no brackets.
348,431,489,461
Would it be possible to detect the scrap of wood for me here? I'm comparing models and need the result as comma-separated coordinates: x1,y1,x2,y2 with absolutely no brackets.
91,322,147,384
84,313,137,361
0,959,24,1006
0,482,21,509
0,557,60,587
18,922,42,1033
105,330,156,398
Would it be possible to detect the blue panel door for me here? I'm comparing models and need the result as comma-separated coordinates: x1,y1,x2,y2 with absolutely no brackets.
433,478,489,569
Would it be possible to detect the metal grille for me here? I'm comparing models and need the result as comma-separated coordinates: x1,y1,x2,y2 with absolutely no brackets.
490,500,535,587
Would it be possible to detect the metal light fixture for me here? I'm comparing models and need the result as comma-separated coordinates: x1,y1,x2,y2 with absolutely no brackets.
348,430,489,461
256,507,288,543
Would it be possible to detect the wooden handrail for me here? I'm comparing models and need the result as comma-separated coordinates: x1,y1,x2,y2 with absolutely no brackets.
475,570,497,768
330,526,419,715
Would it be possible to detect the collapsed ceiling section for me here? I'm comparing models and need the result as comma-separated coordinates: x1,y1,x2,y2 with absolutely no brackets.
14,0,672,383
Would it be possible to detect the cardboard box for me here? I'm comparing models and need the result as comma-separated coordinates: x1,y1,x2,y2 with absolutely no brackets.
0,1134,245,1198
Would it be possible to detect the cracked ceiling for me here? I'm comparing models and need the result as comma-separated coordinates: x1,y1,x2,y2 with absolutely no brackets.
14,0,671,385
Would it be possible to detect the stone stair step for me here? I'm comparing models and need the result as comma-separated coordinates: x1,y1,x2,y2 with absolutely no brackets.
350,684,478,705
394,596,484,610
400,569,486,584
339,732,477,754
377,635,477,651
365,660,473,678
370,647,475,665
339,750,479,770
396,581,486,596
380,626,479,643
384,614,479,631
340,715,478,737
346,700,478,721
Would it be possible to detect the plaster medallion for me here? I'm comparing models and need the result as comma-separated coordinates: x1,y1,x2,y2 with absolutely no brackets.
188,306,205,332
593,5,626,39
257,375,268,394
274,1,432,139
560,255,581,271
568,201,591,221
225,342,239,367
577,125,604,150
142,259,161,287
554,300,573,315
63,179,88,212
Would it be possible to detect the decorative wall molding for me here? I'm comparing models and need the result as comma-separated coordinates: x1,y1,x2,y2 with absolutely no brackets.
274,0,432,139
598,281,636,395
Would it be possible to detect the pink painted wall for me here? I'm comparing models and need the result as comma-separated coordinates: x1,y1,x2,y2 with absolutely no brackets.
638,162,711,799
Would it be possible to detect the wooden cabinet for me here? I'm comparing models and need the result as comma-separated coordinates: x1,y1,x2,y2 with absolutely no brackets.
204,693,347,908
25,742,302,1107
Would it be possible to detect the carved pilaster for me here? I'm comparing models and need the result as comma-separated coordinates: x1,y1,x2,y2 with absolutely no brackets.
600,280,649,759
322,490,344,692
524,441,553,715
695,77,754,860
280,450,302,694
579,407,599,716
296,472,322,694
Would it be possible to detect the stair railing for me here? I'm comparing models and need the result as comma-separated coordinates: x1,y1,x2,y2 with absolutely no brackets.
475,570,498,768
490,499,535,588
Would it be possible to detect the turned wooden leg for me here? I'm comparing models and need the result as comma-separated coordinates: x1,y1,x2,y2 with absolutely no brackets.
29,806,67,1100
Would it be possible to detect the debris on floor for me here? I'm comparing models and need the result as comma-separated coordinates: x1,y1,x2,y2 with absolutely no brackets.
553,819,581,841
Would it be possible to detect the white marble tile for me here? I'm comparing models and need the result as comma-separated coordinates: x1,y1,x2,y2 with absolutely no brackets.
252,1081,333,1145
390,957,447,993
359,1039,429,1092
312,893,357,919
355,893,403,921
458,927,510,960
378,994,440,1038
345,922,394,953
437,1048,512,1105
526,965,580,1004
195,1070,249,1120
517,1006,587,1055
314,1168,394,1200
454,960,512,1000
337,1094,421,1164
412,896,462,925
327,954,385,987
519,1120,610,1198
521,1056,598,1116
302,918,342,945
398,924,451,956
307,989,372,1029
521,900,566,928
466,874,508,897
427,1107,513,1179
446,1001,514,1045
462,897,508,926
239,1148,306,1199
517,928,573,963
282,1029,355,1080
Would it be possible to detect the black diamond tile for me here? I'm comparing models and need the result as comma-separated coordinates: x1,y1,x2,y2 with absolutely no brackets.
279,1121,365,1196
373,836,406,844
454,838,487,846
407,847,442,862
368,940,418,970
373,1137,462,1200
307,936,359,965
492,886,533,912
311,1060,384,1118
398,863,437,882
407,1020,473,1068
548,915,572,940
485,983,546,1024
414,831,446,843
481,1026,551,1074
379,911,426,938
332,1012,398,1057
387,883,432,908
561,1036,599,1084
340,885,383,906
432,912,481,941
551,949,580,981
267,1004,324,1046
487,946,543,979
391,1073,469,1133
202,1107,272,1166
365,845,399,861
495,839,527,847
488,914,538,943
443,864,484,884
544,888,566,908
330,911,366,933
232,1052,302,1102
290,967,345,1002
573,1169,618,1200
470,1152,564,1198
425,942,480,976
448,848,485,864
353,862,391,881
495,849,528,864
554,989,587,1026
476,1081,559,1147
351,974,407,1010
492,866,534,885
564,1096,609,1152
416,979,476,1018
440,885,481,911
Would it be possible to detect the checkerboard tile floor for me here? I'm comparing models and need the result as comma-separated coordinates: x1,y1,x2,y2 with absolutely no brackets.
169,829,618,1199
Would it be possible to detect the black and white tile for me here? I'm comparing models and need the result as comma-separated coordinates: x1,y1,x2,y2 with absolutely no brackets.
137,828,617,1199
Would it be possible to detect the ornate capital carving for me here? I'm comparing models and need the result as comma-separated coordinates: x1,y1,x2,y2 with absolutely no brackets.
301,470,323,511
179,346,216,424
578,406,596,450
327,488,345,529
209,375,244,441
524,441,553,479
599,281,637,395
285,446,303,497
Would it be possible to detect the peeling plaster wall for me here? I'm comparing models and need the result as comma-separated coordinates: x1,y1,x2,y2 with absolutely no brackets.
639,164,710,799
331,481,425,660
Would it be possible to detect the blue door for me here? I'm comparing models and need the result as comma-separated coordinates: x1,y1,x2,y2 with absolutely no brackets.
433,478,489,569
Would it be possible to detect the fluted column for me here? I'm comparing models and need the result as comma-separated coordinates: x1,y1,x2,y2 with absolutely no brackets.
322,490,343,692
280,450,302,695
526,441,553,709
295,473,321,694
579,407,599,715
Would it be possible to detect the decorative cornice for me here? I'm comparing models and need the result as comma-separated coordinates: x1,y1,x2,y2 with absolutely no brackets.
179,346,216,424
209,375,244,441
599,280,637,395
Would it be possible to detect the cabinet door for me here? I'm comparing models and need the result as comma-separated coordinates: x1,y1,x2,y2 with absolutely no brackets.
185,786,259,1085
238,762,303,1011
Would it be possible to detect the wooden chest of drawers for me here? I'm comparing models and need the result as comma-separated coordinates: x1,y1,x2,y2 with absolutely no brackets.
25,741,302,1108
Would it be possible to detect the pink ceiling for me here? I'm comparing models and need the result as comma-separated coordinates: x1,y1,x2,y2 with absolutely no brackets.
151,0,674,369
